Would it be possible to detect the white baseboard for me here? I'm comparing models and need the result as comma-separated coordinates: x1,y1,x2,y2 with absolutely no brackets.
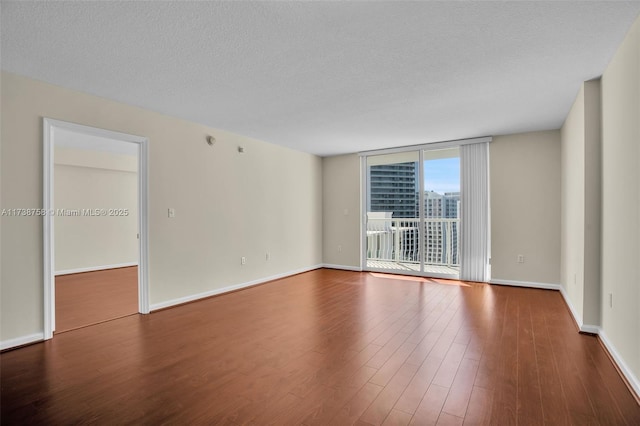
1,332,44,351
579,324,601,334
598,329,640,398
322,264,363,272
150,264,323,311
55,262,138,276
489,278,561,291
557,286,600,333
559,285,584,329
558,287,639,399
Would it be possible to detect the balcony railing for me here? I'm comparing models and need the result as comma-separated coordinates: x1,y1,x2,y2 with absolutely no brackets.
366,217,460,271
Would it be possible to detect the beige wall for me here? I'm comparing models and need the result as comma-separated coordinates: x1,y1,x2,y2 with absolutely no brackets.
0,72,323,342
600,16,639,384
583,80,602,328
0,74,3,336
322,154,361,268
321,131,562,286
54,147,139,272
560,80,602,327
561,86,586,320
490,131,561,285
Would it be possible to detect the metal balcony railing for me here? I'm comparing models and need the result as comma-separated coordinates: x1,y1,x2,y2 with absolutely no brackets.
366,217,460,270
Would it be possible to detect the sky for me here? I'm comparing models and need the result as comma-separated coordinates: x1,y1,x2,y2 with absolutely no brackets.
423,158,460,194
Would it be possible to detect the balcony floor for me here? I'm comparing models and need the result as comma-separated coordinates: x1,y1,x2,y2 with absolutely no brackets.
367,260,459,276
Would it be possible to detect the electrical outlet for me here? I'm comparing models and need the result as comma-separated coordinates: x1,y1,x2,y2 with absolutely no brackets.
168,208,175,218
517,254,524,263
338,245,342,252
241,257,246,265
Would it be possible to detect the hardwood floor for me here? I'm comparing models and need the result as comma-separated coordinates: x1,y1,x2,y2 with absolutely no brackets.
2,269,638,425
54,267,138,333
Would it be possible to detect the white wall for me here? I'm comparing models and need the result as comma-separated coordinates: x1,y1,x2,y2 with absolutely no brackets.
600,15,640,390
322,154,361,268
54,146,139,273
490,131,562,285
0,72,323,344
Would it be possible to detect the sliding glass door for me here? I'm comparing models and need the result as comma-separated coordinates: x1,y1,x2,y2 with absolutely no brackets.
364,147,461,279
422,148,460,277
365,151,421,272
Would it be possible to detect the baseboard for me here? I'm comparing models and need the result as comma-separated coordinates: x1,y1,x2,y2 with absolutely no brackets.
55,262,138,276
578,324,600,335
322,264,363,272
598,329,640,402
557,286,599,334
489,278,561,291
150,264,323,311
559,285,584,330
558,287,640,401
0,332,44,351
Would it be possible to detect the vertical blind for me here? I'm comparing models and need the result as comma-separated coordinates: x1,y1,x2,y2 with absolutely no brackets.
460,142,490,282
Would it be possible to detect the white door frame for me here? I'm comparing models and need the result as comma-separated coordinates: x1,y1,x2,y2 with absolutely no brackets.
43,118,150,339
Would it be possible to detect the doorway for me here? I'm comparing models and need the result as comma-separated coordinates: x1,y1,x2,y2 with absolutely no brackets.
364,147,461,279
43,119,149,339
55,267,139,332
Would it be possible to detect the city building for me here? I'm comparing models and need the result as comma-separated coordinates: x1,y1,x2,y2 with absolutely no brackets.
367,162,418,218
423,191,460,265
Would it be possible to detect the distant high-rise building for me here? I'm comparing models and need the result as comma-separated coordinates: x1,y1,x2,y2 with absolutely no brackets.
368,162,418,218
443,192,460,219
424,191,460,265
424,191,460,219
367,163,460,268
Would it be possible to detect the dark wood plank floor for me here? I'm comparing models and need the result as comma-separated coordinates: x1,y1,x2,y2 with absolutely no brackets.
54,266,138,333
2,269,638,425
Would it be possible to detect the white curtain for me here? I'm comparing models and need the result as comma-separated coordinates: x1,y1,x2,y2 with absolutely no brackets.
460,142,490,282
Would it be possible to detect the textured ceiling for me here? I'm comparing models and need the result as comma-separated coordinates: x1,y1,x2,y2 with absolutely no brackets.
2,1,639,156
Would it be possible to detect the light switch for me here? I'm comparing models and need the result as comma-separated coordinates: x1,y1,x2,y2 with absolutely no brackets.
168,208,176,218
